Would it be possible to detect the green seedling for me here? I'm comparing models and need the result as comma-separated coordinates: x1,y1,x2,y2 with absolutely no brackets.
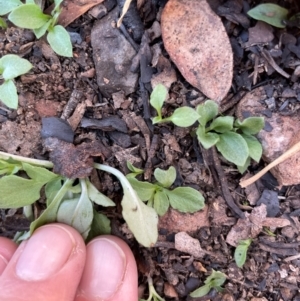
126,163,205,216
190,270,227,298
247,3,300,29
196,100,264,173
0,54,32,109
234,239,252,268
6,0,72,57
0,151,158,247
150,85,264,173
150,84,200,127
140,276,165,301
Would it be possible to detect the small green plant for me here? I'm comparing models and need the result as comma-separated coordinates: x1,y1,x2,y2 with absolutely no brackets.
140,276,165,301
0,54,32,109
0,151,158,247
126,162,205,216
150,84,200,127
2,0,72,57
150,84,265,173
190,270,227,298
234,238,252,268
247,3,300,28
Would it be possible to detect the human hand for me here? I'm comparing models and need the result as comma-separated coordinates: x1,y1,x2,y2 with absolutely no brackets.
0,224,138,301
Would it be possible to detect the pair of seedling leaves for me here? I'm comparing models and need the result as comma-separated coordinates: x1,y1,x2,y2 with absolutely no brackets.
126,162,205,216
0,54,32,109
0,0,72,57
150,85,265,173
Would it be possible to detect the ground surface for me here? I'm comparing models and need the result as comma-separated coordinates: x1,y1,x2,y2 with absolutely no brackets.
1,0,300,300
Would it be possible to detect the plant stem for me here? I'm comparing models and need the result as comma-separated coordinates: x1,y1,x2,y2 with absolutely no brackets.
94,163,134,194
0,151,53,168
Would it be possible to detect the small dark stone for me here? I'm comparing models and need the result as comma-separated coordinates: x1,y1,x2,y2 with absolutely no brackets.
257,189,280,217
41,117,74,143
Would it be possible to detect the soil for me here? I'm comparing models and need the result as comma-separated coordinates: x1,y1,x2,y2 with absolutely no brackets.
1,0,300,300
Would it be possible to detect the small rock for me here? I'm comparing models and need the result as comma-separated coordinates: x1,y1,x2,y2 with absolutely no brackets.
264,97,276,110
236,87,300,186
281,88,296,98
88,4,107,19
281,226,297,239
159,206,209,234
164,283,178,299
257,189,279,217
175,232,205,258
91,7,138,97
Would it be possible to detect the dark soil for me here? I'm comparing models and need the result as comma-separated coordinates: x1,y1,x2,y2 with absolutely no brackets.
1,0,300,300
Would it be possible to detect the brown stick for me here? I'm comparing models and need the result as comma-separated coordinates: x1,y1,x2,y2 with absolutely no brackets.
240,141,300,188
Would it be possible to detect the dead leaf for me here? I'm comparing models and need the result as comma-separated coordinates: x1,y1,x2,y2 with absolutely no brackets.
56,0,105,28
226,204,267,247
161,0,233,102
43,137,109,178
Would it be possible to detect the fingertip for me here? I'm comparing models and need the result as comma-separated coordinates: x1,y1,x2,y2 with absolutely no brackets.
0,237,17,275
76,235,138,301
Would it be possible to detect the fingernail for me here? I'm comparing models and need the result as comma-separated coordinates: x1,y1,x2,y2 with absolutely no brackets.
15,225,75,281
79,238,126,299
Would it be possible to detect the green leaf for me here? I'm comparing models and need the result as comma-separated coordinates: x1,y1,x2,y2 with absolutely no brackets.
127,161,143,174
247,4,288,28
0,80,18,109
0,17,7,28
196,125,219,149
204,270,226,286
22,162,58,183
86,210,111,242
86,180,115,207
154,166,176,188
56,195,93,239
0,176,43,208
33,19,51,38
94,163,158,247
30,179,75,233
121,187,158,247
153,190,169,216
166,107,199,127
152,116,162,124
234,239,252,268
166,187,205,213
53,0,63,11
128,178,156,201
47,25,73,57
45,177,62,205
0,0,22,15
196,100,219,127
237,156,251,174
56,179,94,239
241,134,262,162
0,159,21,175
216,132,249,166
234,117,265,135
150,84,168,119
9,4,51,29
0,54,32,80
209,116,234,133
190,284,211,298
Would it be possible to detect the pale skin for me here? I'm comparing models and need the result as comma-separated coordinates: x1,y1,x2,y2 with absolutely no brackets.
0,224,138,301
